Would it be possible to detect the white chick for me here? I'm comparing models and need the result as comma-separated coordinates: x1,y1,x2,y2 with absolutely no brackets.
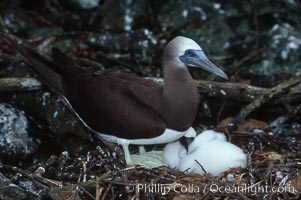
163,130,226,169
163,141,186,169
192,130,227,143
178,130,247,176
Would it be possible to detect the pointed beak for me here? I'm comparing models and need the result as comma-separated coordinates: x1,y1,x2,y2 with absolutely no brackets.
185,51,228,80
179,136,195,153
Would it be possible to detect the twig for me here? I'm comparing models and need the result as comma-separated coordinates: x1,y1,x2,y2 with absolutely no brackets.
100,183,112,200
78,184,95,200
2,77,301,107
217,99,227,124
96,176,101,200
264,161,274,184
195,159,207,174
231,48,264,78
228,76,301,131
0,78,42,92
147,77,270,102
1,164,62,188
25,11,55,26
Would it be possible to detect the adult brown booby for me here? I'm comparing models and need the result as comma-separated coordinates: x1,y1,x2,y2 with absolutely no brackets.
1,34,228,167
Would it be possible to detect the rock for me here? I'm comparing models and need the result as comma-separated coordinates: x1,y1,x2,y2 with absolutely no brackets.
0,172,37,200
64,0,100,10
100,0,148,32
250,23,301,76
1,10,32,34
13,91,90,141
0,103,40,160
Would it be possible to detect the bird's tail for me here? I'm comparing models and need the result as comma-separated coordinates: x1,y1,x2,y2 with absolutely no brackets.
0,33,65,95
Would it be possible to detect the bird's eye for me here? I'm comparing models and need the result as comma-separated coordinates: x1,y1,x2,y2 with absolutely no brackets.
186,50,192,56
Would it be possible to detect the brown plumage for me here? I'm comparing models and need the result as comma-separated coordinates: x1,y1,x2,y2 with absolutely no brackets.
1,34,227,143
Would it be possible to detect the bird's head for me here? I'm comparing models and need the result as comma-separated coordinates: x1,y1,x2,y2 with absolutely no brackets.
163,36,228,80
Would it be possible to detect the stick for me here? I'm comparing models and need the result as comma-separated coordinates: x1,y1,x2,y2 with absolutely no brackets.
228,76,301,131
0,77,42,92
1,77,301,106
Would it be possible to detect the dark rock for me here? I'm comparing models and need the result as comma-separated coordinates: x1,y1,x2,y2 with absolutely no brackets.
100,0,148,32
0,103,40,160
249,23,301,76
1,10,32,35
88,29,158,65
13,91,90,141
0,172,38,200
62,0,100,10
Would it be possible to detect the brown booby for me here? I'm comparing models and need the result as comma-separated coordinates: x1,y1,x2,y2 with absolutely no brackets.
0,34,228,166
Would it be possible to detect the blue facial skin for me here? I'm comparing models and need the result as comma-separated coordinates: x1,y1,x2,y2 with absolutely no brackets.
179,49,204,64
179,49,228,80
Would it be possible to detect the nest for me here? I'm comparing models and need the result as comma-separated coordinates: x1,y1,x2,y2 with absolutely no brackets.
1,124,300,200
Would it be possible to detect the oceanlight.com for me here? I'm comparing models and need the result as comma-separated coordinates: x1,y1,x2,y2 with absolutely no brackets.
126,183,297,195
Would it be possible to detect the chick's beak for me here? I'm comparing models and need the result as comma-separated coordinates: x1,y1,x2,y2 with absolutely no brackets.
179,136,194,153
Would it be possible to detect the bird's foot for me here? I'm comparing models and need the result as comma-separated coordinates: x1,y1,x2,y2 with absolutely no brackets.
119,141,165,168
131,150,166,168
120,141,134,165
138,146,146,154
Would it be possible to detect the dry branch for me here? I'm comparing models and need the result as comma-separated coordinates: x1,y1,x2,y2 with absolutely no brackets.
1,77,301,105
228,76,301,131
147,77,301,103
0,77,41,92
